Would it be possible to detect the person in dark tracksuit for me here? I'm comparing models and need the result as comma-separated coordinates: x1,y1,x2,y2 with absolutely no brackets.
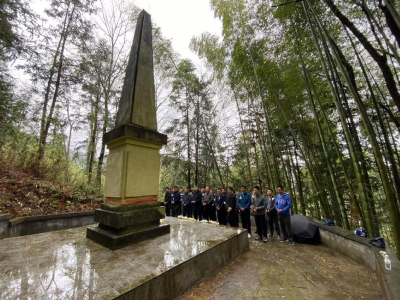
226,187,238,227
275,185,294,245
252,186,268,242
164,187,172,217
216,188,227,225
203,186,214,221
191,186,203,221
265,188,281,240
183,188,192,218
238,185,252,238
171,186,181,217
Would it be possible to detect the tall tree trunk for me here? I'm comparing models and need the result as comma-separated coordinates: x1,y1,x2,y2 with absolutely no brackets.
233,88,254,186
317,8,400,256
321,0,400,113
304,2,376,234
38,4,76,162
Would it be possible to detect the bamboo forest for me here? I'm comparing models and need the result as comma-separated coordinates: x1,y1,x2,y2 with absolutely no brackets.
1,0,400,259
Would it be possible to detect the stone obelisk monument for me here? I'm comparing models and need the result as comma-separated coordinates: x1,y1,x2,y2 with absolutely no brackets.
87,10,169,250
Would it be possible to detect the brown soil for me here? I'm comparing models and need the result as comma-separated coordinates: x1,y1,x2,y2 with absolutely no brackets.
0,164,103,217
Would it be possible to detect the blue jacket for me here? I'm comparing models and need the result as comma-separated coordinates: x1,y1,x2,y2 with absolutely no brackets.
237,192,251,210
183,193,192,205
172,191,181,205
275,193,292,216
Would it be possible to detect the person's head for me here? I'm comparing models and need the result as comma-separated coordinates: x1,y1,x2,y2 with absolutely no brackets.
228,187,233,194
180,188,184,193
165,187,170,192
195,186,199,191
253,186,260,196
210,188,214,194
222,188,226,194
267,188,273,197
277,185,284,194
205,186,210,193
184,188,189,194
201,188,205,193
240,185,246,193
173,186,178,192
217,188,222,195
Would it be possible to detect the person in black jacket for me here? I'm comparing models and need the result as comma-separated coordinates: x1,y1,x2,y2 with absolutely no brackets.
164,187,172,217
265,188,281,239
171,186,181,217
216,188,227,225
226,187,238,227
182,188,192,217
191,186,203,221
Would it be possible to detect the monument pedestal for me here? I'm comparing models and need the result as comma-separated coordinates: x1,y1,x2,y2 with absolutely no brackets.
87,125,169,250
87,202,170,250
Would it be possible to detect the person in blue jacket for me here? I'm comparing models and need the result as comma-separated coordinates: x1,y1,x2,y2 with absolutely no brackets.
237,185,252,238
171,186,181,217
275,185,294,245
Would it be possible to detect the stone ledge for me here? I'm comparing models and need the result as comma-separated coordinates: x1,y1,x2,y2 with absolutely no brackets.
315,221,400,300
8,211,95,226
0,214,12,221
104,124,167,145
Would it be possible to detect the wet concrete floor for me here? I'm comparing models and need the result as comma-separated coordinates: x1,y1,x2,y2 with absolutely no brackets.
180,232,383,300
0,218,244,299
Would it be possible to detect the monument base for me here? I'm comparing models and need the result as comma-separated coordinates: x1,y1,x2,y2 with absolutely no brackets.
87,223,170,251
86,202,169,250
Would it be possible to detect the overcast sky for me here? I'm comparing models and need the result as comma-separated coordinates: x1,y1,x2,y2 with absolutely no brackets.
134,0,222,64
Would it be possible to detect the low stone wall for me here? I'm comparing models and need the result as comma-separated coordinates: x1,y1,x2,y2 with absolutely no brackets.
0,214,11,239
314,222,400,300
0,211,95,238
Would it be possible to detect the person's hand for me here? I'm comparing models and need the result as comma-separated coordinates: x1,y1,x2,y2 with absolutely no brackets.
172,201,174,204
203,203,206,206
184,204,186,206
228,207,232,212
164,202,167,205
217,207,219,210
241,208,244,211
278,209,282,213
191,201,195,204
254,208,257,213
212,204,214,206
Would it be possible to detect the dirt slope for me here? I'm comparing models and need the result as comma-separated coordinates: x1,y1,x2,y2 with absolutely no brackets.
0,164,103,217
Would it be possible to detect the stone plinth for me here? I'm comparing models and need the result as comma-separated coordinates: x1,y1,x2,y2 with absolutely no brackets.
87,202,169,250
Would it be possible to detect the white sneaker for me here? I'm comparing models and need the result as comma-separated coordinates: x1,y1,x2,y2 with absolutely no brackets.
262,237,268,243
248,233,251,239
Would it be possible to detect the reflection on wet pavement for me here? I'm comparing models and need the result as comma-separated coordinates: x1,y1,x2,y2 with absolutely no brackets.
0,217,244,299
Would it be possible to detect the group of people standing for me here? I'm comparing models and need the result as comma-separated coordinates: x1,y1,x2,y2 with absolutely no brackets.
163,184,294,245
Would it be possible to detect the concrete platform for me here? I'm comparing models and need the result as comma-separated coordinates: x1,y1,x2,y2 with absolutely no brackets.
0,217,248,299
